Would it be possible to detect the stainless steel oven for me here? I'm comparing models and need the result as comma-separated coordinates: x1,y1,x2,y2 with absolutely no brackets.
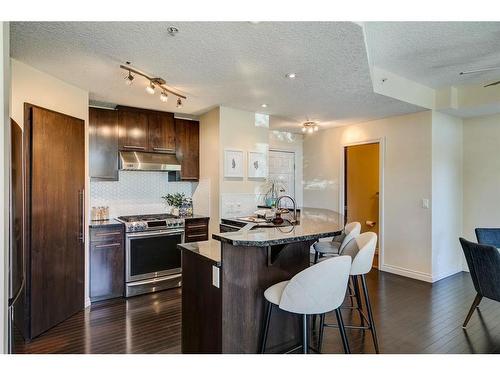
125,229,184,297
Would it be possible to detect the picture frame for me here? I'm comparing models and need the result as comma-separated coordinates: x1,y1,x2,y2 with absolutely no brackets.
224,149,244,178
247,151,267,179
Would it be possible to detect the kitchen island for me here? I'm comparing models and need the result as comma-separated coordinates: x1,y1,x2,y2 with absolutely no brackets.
179,207,344,354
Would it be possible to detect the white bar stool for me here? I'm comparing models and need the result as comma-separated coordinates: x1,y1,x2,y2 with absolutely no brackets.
313,222,361,263
259,256,352,354
318,232,380,353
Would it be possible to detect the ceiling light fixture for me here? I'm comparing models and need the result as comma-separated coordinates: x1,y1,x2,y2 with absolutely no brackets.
285,73,297,79
124,70,134,85
120,63,187,104
261,103,268,108
160,90,168,103
302,121,319,133
146,81,156,95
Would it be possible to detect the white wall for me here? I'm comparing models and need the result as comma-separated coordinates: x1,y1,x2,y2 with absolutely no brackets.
195,107,220,235
10,59,92,306
431,111,464,280
1,22,10,354
219,107,270,218
304,111,434,281
463,113,500,243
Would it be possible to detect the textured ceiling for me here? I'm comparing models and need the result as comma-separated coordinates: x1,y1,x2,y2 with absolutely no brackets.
364,22,500,89
10,22,423,130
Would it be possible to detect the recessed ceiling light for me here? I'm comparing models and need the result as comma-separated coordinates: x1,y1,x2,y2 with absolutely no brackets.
261,104,268,108
285,73,297,79
167,26,179,36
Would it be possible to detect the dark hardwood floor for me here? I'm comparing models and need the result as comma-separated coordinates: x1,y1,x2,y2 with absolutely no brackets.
14,270,500,354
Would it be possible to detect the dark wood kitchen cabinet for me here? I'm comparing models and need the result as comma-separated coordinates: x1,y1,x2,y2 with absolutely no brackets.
89,107,119,181
90,225,125,302
118,107,149,151
185,217,210,243
175,119,199,180
148,112,176,153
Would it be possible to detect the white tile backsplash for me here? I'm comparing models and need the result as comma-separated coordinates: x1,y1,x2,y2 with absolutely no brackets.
220,193,265,218
90,171,194,217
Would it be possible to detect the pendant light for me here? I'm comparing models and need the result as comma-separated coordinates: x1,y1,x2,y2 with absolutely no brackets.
146,81,155,95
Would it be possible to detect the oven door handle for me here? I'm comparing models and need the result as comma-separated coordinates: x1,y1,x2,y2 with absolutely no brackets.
126,230,184,238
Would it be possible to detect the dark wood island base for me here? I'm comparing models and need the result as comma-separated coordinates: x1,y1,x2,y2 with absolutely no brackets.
181,240,315,353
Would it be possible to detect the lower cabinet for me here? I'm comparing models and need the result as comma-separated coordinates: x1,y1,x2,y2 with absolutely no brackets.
185,217,210,243
90,226,125,302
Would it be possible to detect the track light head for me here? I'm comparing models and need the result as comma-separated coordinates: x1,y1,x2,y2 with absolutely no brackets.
160,91,168,103
124,71,134,85
146,81,155,95
176,97,183,108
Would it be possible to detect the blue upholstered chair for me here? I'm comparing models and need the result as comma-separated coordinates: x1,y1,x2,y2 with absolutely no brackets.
459,237,500,328
475,228,500,248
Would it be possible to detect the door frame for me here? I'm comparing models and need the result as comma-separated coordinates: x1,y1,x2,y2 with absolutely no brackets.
268,149,296,202
339,138,385,269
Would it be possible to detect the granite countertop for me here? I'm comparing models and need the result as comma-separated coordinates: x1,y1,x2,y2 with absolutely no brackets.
178,240,221,264
89,219,124,228
213,207,344,247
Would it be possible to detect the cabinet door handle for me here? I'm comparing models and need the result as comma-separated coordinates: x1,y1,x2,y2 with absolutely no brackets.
123,145,146,150
187,233,207,238
79,189,85,243
94,242,121,249
153,147,175,153
187,224,207,229
96,231,122,237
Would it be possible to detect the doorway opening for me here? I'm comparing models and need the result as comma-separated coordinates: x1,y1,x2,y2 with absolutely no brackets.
343,142,381,268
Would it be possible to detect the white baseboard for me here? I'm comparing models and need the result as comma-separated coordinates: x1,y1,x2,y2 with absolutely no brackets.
431,268,463,282
380,263,433,283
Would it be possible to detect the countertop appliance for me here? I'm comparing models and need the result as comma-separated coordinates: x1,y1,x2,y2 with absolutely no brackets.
116,214,184,297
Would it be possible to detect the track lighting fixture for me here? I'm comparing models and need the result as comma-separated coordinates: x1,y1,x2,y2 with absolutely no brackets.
124,70,134,85
160,91,168,103
302,121,319,133
146,81,155,95
120,63,187,106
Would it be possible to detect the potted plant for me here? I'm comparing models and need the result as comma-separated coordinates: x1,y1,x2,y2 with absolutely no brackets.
162,193,186,216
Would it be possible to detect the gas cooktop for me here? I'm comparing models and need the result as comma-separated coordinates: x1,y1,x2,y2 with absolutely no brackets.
116,213,184,232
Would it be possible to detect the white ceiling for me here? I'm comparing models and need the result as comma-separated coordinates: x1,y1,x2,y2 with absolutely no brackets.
364,22,500,89
10,21,423,131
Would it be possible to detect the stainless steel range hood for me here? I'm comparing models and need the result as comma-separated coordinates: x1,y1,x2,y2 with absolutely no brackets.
119,151,181,172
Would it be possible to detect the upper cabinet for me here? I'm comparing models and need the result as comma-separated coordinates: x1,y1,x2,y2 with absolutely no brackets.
175,119,199,181
89,107,119,181
117,107,148,151
148,112,176,153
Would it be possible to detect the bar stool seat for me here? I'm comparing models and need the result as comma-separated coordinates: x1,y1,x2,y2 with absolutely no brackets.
313,222,361,263
264,281,289,305
260,256,352,354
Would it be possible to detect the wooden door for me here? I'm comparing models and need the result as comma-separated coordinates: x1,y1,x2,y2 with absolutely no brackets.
118,109,148,151
89,107,119,180
175,119,199,181
27,105,85,338
148,112,176,153
345,143,379,236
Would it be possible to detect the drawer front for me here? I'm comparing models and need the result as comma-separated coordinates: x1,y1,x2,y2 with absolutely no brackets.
185,232,209,243
90,226,124,243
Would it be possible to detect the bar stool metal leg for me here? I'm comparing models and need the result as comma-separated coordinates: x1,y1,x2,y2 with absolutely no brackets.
314,251,320,264
352,275,364,322
302,314,309,354
260,301,272,353
335,309,350,354
360,274,379,353
318,313,326,353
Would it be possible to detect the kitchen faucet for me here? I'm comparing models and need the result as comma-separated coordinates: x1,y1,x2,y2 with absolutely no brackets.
276,195,298,223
